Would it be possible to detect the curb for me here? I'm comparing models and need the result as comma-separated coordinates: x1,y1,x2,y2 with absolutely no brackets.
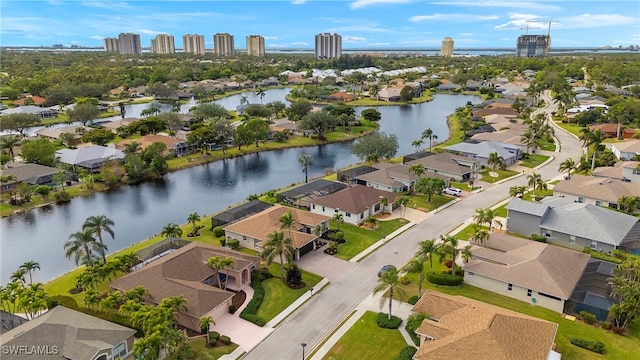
430,197,462,213
534,155,556,170
349,221,416,263
265,278,331,328
493,172,524,185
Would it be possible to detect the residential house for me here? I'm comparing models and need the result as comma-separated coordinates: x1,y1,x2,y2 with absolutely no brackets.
566,259,618,321
444,140,523,166
377,87,402,102
110,242,260,332
0,311,28,335
0,306,136,360
436,83,461,91
55,145,125,172
464,233,590,313
211,199,272,228
353,162,449,192
411,291,559,360
589,123,635,139
100,118,140,133
337,165,378,183
0,162,59,192
117,134,195,156
328,92,355,102
1,105,58,119
553,174,640,208
308,184,400,225
13,95,46,107
608,140,640,161
36,125,90,145
276,179,349,209
506,197,640,254
223,205,330,258
592,161,640,185
406,152,479,183
471,106,518,118
470,114,529,146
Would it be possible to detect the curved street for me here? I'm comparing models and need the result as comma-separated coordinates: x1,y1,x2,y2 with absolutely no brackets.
243,92,584,360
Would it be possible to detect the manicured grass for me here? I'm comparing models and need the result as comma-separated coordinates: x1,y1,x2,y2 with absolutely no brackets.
554,121,585,137
492,203,508,217
523,188,554,202
451,224,489,241
322,311,408,360
479,169,519,183
520,154,550,168
450,182,477,192
257,264,322,322
333,219,406,260
188,338,239,359
538,139,556,151
406,194,454,212
438,113,466,148
1,183,110,217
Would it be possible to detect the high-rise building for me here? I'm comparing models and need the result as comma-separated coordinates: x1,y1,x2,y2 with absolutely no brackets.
103,37,119,52
441,37,454,57
214,33,235,56
516,35,550,57
118,33,142,55
183,34,206,55
315,33,342,59
246,35,265,56
151,34,175,54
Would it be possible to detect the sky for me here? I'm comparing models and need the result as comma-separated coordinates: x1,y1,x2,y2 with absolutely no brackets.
2,0,639,49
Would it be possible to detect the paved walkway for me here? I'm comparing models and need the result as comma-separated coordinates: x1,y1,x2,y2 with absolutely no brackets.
295,247,357,282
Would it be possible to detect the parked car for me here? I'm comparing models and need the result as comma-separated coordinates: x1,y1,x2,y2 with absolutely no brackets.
444,187,462,197
378,265,395,277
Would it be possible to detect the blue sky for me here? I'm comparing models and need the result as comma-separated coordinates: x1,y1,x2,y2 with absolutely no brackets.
2,0,639,48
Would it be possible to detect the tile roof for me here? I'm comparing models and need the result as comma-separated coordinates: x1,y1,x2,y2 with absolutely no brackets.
406,152,478,176
610,140,640,153
553,174,640,203
308,184,400,214
0,306,135,360
412,291,557,360
589,123,636,135
222,205,330,249
464,233,590,299
36,125,89,139
355,164,416,187
101,118,140,130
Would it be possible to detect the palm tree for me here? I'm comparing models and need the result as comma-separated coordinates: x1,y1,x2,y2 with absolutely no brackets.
379,196,388,214
366,216,378,229
439,235,460,275
83,289,100,309
0,135,20,162
527,172,542,198
123,141,141,156
256,88,266,104
472,229,490,244
417,239,436,271
487,152,505,173
83,215,115,264
187,212,201,234
19,261,40,284
559,158,576,179
206,256,225,289
10,268,27,285
161,223,183,238
394,195,410,219
421,128,438,152
372,266,404,320
199,316,214,334
279,211,297,240
404,257,425,298
298,153,314,183
411,139,424,151
332,213,344,231
473,208,488,230
509,185,526,198
65,228,107,267
618,196,640,214
461,244,473,263
262,230,295,280
221,257,235,290
588,130,604,172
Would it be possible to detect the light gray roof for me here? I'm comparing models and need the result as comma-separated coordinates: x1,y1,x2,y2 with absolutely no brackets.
0,105,56,116
445,140,516,160
406,152,477,176
55,146,125,166
0,162,59,184
0,306,135,360
506,198,549,217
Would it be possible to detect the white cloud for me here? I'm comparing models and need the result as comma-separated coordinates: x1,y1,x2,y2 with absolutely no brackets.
343,35,368,43
291,42,309,46
81,2,135,10
366,42,390,46
350,0,414,10
90,35,104,40
561,14,636,29
494,13,542,30
429,1,561,11
291,0,307,4
410,13,498,22
264,36,280,40
137,29,163,35
267,43,288,48
459,32,474,36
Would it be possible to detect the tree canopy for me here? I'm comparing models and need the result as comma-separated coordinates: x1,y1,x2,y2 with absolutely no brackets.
350,131,399,161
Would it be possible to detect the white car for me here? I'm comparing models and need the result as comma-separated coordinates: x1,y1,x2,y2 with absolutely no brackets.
444,187,462,197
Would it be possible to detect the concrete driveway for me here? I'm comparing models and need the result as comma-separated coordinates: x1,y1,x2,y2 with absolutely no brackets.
295,246,357,282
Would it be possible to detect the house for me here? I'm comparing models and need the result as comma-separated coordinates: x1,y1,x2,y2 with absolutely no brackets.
506,197,640,254
308,184,400,225
470,114,529,146
117,134,196,156
444,140,522,166
0,162,59,192
0,306,136,360
276,179,348,209
36,125,90,144
377,87,402,102
436,82,461,91
110,242,260,332
589,123,635,139
608,140,640,160
13,96,46,107
566,259,618,321
353,162,449,192
337,165,378,183
55,145,125,172
406,152,479,183
1,105,58,119
100,118,140,132
471,106,518,118
223,205,330,259
0,310,28,335
211,199,272,228
553,174,640,208
328,92,355,102
592,161,640,185
464,233,590,313
411,291,559,360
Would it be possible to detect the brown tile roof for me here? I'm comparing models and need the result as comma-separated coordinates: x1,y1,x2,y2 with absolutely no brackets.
610,140,640,153
553,174,640,204
407,152,477,176
309,184,400,214
222,205,329,249
101,118,140,130
13,96,46,106
464,233,590,299
472,107,518,117
110,242,259,320
117,134,186,152
589,123,635,136
412,291,558,360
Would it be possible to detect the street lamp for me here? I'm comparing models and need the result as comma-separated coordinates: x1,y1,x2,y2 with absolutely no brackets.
301,342,307,360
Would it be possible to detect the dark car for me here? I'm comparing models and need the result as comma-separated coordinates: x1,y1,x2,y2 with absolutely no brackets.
378,265,395,277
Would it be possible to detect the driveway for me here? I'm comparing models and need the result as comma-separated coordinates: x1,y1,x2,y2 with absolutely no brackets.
295,246,357,282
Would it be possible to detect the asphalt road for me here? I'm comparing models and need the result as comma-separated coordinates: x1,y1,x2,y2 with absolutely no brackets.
243,92,583,360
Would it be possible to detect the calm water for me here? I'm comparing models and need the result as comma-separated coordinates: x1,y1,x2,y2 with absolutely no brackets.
0,92,479,284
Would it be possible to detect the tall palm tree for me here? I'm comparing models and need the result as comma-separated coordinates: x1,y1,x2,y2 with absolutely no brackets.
161,223,183,238
588,130,604,172
187,212,201,234
279,211,297,240
404,257,425,298
487,152,505,173
421,128,438,152
0,135,20,162
559,158,576,179
298,153,314,183
473,208,487,230
262,230,295,280
618,195,640,214
10,269,27,285
65,228,106,267
221,257,235,290
373,266,404,320
83,215,115,264
19,261,40,284
332,213,344,231
439,235,461,275
206,256,225,289
472,229,490,244
417,239,436,271
411,139,424,151
256,88,266,104
123,141,141,156
527,172,542,198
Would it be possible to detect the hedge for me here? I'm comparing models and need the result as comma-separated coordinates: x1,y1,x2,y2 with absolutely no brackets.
209,331,220,345
239,280,267,326
376,312,402,329
213,226,225,237
395,346,417,360
47,295,78,310
220,335,231,345
583,247,623,264
579,311,597,325
407,295,419,305
569,338,606,354
405,313,428,346
426,272,463,286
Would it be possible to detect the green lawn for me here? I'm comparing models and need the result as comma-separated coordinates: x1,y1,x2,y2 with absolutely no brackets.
333,219,406,260
406,194,454,212
555,121,585,137
492,203,508,217
188,338,239,359
437,113,466,148
450,182,478,192
322,311,408,360
257,264,323,322
523,188,554,202
520,154,550,168
538,139,556,151
451,224,489,241
479,169,519,183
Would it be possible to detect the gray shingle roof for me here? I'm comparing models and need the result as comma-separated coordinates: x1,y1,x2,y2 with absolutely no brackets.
55,146,125,166
445,140,516,160
506,198,549,217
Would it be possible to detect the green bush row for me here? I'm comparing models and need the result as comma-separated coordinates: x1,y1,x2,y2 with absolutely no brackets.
427,272,463,286
569,338,606,354
583,248,622,264
530,234,547,242
47,295,78,310
209,331,220,344
220,335,232,345
395,346,417,360
376,312,402,329
579,311,597,325
407,295,419,305
239,280,267,326
405,313,428,346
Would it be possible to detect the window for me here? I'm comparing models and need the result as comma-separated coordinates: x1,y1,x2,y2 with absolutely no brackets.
507,284,513,291
633,168,640,175
595,200,602,206
527,289,532,297
322,206,325,212
360,213,364,219
254,239,261,249
569,235,576,245
374,203,380,212
468,272,474,276
242,236,247,243
346,212,351,217
112,341,128,359
577,197,584,203
312,204,315,209
590,240,597,250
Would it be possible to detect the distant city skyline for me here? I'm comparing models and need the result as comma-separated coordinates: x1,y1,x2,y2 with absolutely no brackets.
2,1,639,49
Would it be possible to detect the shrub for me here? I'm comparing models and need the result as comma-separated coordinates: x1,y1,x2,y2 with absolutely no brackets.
251,268,273,282
530,234,547,242
579,311,597,325
285,264,302,286
569,338,606,354
54,190,71,202
213,226,225,237
208,331,220,343
219,335,231,345
227,239,240,250
239,280,267,326
47,295,78,310
600,321,612,330
395,346,418,360
583,247,623,264
405,313,428,346
376,312,402,329
407,295,419,305
229,304,237,314
399,275,411,285
220,238,226,247
34,185,51,197
427,272,463,286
